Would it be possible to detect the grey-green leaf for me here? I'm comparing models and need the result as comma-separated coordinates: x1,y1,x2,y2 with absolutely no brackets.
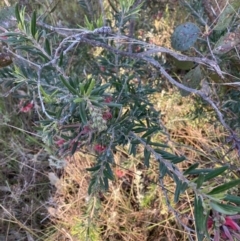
210,202,240,215
194,196,207,241
224,195,240,205
204,165,228,182
195,173,205,189
79,101,88,125
144,148,151,168
183,163,199,175
30,11,37,38
207,179,240,195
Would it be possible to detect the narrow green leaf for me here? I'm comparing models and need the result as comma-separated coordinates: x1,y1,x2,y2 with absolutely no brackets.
204,165,228,182
71,141,79,155
195,173,205,189
174,181,188,202
159,161,168,178
16,5,26,30
58,51,64,66
148,141,168,148
103,169,114,181
103,176,109,190
186,168,212,175
2,32,21,37
130,140,141,145
128,143,137,156
132,127,146,133
89,96,104,102
15,3,21,24
60,75,77,94
141,126,160,139
154,149,185,164
174,185,181,203
99,178,105,190
14,45,35,51
104,102,122,108
40,86,52,103
172,173,179,183
224,195,240,205
49,1,59,13
88,177,97,194
30,11,37,38
184,163,199,175
85,78,96,96
173,175,181,203
104,162,115,181
181,182,188,193
144,148,151,168
69,102,77,114
208,192,226,202
210,202,240,215
208,179,240,195
73,98,84,103
56,105,65,119
37,30,43,42
79,83,85,95
86,165,101,172
194,196,207,241
44,38,52,56
79,101,88,125
90,101,105,108
91,83,111,95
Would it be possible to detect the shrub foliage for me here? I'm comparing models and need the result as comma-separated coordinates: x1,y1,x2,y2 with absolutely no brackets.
1,0,240,240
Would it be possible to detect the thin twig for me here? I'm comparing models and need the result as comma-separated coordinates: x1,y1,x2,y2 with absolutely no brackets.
159,178,195,241
180,0,207,26
39,22,224,78
142,57,231,133
36,69,54,120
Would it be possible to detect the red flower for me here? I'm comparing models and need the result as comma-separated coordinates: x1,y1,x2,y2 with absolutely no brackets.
20,101,34,113
207,217,213,229
207,214,240,241
225,217,240,231
94,144,106,153
134,46,142,53
56,139,65,147
115,169,126,178
100,66,105,72
104,96,112,103
102,111,112,120
0,36,8,40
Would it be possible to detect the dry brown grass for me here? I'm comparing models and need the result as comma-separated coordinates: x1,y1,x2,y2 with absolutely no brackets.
46,148,195,241
0,131,51,240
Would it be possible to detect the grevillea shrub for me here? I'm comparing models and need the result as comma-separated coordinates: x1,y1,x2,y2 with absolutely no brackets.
1,1,240,240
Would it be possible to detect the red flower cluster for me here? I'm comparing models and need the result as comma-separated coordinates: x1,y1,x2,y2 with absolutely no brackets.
100,66,105,72
0,36,8,40
115,169,126,178
208,214,240,241
104,96,112,103
102,111,112,120
56,139,65,147
94,144,106,153
20,101,34,113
